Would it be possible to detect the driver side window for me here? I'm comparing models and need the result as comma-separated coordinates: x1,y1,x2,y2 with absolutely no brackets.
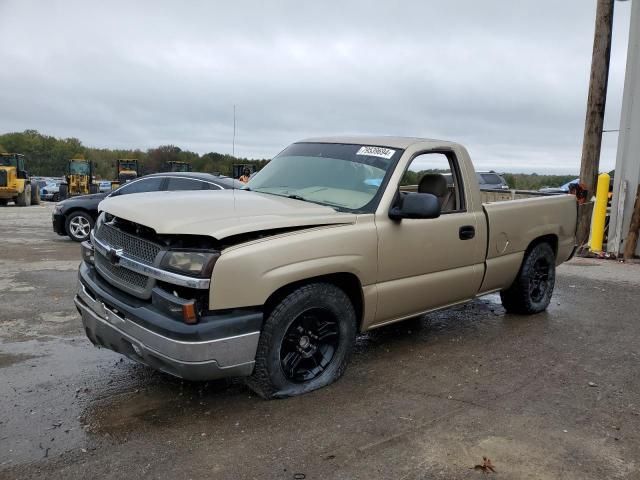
400,152,464,213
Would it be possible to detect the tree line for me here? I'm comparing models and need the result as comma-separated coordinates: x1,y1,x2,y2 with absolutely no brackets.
1,129,578,189
0,130,269,179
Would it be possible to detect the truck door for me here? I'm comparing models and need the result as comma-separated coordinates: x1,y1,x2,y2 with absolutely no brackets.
373,151,486,326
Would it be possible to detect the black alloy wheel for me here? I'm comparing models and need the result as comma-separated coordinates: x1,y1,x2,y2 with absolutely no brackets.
280,308,340,383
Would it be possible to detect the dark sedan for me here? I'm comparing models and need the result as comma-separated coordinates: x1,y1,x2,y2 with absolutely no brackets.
52,172,241,242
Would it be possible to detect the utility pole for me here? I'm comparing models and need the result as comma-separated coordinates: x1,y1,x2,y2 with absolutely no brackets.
577,0,615,248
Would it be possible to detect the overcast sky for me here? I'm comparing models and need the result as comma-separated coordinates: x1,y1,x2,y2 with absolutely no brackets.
0,0,632,173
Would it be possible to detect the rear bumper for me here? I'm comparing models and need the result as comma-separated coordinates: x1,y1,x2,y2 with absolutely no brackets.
75,262,262,381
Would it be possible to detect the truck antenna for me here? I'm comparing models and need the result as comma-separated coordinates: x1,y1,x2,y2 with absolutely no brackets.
232,104,236,158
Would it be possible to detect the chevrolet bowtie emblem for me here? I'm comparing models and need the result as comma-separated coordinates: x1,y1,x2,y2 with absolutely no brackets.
107,247,123,266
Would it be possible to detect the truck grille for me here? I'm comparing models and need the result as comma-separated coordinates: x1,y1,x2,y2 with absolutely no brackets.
93,221,163,299
0,170,7,187
97,222,161,264
95,253,149,293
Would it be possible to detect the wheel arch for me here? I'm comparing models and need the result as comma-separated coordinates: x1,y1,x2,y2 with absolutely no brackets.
64,206,97,220
525,234,558,257
263,272,364,331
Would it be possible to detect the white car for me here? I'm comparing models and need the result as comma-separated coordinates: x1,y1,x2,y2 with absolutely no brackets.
40,180,62,201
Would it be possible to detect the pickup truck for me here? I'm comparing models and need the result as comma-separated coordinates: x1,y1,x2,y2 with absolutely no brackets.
75,137,577,398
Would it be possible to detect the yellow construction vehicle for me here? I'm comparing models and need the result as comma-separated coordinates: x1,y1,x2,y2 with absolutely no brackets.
110,159,139,189
60,158,98,199
0,153,40,206
163,161,192,172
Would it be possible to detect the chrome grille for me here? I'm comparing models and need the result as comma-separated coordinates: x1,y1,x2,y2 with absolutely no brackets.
96,222,161,265
93,221,162,299
95,252,149,295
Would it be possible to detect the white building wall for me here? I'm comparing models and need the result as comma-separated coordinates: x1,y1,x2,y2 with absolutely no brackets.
609,0,640,255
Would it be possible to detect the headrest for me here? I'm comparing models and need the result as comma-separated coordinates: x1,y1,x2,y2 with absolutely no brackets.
418,174,448,197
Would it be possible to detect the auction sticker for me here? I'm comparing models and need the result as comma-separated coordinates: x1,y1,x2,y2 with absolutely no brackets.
356,146,396,159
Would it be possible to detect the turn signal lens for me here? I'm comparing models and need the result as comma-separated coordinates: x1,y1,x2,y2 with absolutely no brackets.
182,302,197,324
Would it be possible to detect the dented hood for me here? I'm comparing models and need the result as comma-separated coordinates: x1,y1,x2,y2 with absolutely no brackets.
98,189,356,239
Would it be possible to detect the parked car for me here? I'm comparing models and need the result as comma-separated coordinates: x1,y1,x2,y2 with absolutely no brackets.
40,180,63,201
75,136,577,398
539,178,580,194
52,172,240,242
98,180,113,193
476,171,510,190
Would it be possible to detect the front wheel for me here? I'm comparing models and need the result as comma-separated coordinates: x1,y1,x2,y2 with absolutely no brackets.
248,283,357,399
16,184,31,206
500,242,556,314
65,211,94,242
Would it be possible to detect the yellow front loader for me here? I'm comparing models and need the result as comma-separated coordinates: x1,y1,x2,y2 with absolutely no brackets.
0,153,40,206
60,159,98,199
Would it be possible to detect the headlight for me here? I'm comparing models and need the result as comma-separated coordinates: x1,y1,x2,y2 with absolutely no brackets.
160,250,220,278
94,212,105,231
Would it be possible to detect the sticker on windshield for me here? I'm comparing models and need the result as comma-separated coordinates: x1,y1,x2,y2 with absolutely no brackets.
356,146,396,159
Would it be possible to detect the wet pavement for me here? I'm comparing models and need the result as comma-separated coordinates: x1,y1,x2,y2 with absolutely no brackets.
1,204,640,479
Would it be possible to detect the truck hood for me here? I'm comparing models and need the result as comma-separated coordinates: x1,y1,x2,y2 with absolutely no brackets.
98,189,356,239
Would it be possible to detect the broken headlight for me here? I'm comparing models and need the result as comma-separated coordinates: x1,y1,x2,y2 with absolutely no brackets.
160,250,219,278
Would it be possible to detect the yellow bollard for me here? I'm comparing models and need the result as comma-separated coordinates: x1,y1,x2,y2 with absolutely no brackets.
590,172,610,252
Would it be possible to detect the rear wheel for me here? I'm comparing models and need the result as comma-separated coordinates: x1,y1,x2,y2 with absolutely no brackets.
65,211,94,242
16,184,31,206
0,199,8,206
500,242,556,314
30,184,40,205
248,283,357,399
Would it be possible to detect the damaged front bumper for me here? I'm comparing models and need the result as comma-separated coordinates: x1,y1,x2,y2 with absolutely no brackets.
75,262,262,381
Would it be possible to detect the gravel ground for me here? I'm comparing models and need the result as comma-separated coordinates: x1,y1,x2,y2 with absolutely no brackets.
1,203,639,480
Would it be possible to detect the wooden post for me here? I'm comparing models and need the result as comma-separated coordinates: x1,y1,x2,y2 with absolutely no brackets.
623,185,640,261
577,0,615,247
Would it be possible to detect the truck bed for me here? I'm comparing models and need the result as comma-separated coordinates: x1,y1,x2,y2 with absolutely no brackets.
478,193,577,295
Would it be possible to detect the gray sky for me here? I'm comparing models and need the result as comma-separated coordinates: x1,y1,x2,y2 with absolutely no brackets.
0,0,632,173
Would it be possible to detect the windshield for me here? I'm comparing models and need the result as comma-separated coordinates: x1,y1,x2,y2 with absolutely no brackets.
69,161,90,175
0,156,18,167
119,161,137,171
246,143,403,212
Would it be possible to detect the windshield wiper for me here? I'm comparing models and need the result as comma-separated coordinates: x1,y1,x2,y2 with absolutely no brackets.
287,194,307,201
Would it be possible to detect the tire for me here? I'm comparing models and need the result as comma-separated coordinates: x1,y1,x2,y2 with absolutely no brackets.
0,199,7,206
248,283,357,399
16,184,31,206
52,193,60,202
30,184,40,205
59,183,68,200
500,242,556,314
65,211,94,242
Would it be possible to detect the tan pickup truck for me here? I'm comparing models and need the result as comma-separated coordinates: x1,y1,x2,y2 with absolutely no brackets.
75,137,577,398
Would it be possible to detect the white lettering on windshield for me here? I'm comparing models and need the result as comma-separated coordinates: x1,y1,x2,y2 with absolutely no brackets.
356,146,396,159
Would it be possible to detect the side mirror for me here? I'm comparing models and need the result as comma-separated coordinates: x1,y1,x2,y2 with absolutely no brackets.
389,192,441,220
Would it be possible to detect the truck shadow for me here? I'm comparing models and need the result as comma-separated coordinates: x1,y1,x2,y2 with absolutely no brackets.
80,295,551,443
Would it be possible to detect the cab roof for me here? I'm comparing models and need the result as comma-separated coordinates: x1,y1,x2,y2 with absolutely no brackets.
296,136,459,150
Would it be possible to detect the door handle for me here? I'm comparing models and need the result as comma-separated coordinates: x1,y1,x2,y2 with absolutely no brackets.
459,225,475,240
